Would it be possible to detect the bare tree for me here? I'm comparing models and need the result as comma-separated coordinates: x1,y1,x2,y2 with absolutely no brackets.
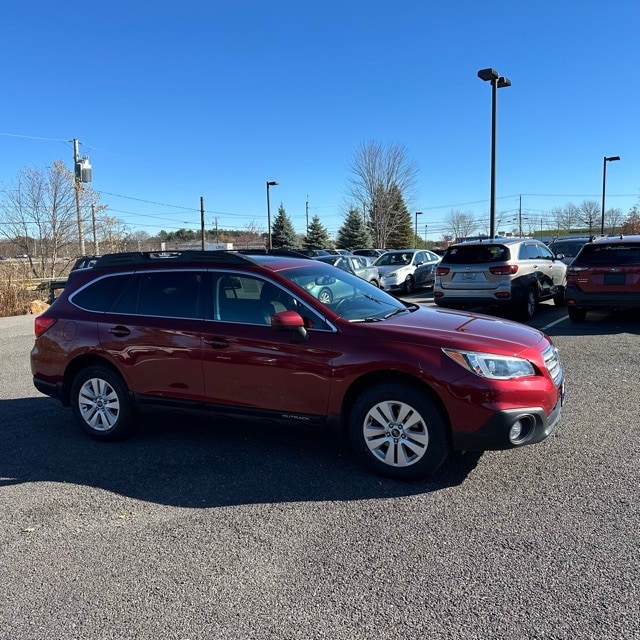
578,200,600,235
446,210,477,241
347,140,418,248
604,207,624,235
0,160,94,278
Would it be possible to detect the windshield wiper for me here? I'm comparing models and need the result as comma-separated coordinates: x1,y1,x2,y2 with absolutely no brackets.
384,307,410,319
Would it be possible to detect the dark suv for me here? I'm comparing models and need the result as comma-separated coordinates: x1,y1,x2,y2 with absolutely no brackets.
434,238,566,320
31,250,565,480
565,235,640,322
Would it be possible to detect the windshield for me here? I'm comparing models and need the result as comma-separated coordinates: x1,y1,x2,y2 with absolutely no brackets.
374,252,414,267
549,241,587,258
281,263,409,321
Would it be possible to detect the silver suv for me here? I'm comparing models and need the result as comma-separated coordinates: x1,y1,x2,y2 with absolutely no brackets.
434,238,567,320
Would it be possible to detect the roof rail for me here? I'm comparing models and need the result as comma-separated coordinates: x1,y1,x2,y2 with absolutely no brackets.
92,250,260,268
239,249,313,259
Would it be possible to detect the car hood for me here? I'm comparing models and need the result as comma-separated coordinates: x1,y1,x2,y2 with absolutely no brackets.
361,305,546,355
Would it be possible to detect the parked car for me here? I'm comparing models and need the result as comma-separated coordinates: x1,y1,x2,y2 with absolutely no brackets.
373,249,441,294
434,238,567,320
565,235,640,322
547,237,591,265
31,249,564,480
352,248,387,259
315,254,380,288
295,249,332,258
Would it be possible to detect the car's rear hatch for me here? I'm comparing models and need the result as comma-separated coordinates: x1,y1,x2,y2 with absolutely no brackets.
437,244,511,291
568,242,640,293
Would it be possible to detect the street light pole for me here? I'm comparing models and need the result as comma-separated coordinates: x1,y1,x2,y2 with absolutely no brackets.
601,156,620,235
424,224,428,246
477,68,511,240
266,181,278,249
415,211,423,247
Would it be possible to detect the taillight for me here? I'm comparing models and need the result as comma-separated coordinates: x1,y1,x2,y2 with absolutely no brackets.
436,266,450,276
34,316,57,337
489,265,518,275
567,266,588,275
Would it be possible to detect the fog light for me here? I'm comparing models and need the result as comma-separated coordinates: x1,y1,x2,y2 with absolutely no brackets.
509,414,536,444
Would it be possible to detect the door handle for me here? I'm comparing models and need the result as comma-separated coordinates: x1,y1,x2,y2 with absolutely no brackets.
108,325,130,337
204,337,229,349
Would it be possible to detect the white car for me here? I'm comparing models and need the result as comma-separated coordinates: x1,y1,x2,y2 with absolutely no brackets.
374,249,441,294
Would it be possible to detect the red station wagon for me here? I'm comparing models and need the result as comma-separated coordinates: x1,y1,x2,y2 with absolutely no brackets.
31,251,565,480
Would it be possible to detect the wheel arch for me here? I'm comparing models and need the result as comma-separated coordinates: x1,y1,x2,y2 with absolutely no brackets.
62,355,129,407
340,370,452,441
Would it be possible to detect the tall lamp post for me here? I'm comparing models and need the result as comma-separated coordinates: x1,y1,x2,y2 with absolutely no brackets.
266,181,278,249
424,224,428,246
477,67,511,240
415,211,423,247
601,156,620,235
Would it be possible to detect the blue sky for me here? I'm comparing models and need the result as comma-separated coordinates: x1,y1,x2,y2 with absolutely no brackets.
1,0,638,242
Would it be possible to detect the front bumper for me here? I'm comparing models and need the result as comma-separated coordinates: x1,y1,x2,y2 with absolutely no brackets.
451,381,565,450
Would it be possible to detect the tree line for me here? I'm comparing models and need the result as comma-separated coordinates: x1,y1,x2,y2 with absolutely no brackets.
2,143,639,278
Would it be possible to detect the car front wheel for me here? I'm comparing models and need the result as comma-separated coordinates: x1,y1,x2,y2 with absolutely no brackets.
347,382,449,480
404,275,415,294
70,365,133,441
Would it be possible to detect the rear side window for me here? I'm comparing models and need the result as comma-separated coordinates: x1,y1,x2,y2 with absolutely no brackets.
136,271,204,318
71,274,132,312
576,243,640,266
443,244,510,264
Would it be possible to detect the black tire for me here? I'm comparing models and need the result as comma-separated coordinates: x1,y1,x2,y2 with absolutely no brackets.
70,365,133,441
554,291,566,307
516,286,537,321
370,279,380,288
347,382,449,480
318,287,333,304
404,275,415,295
568,306,586,322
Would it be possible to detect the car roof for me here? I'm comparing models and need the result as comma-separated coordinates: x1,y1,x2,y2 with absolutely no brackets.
449,237,529,248
589,235,640,244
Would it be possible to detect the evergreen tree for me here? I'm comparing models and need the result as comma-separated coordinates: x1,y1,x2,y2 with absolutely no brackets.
305,215,331,249
385,185,413,248
336,208,371,249
271,204,298,249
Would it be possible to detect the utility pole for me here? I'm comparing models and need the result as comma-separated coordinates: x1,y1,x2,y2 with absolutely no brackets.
72,139,92,256
73,139,85,256
91,204,99,255
200,197,205,250
306,195,309,238
519,194,523,237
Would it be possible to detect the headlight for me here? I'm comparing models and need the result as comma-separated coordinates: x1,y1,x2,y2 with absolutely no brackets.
443,349,535,380
386,271,398,278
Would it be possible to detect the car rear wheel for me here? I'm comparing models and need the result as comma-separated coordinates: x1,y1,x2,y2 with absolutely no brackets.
404,275,415,294
568,306,586,322
347,382,449,480
516,286,537,321
71,365,133,441
370,279,379,287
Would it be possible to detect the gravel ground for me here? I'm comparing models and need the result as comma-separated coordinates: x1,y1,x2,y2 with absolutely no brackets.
1,312,638,639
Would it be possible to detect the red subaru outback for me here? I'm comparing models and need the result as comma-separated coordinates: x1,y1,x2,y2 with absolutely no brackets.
31,250,565,480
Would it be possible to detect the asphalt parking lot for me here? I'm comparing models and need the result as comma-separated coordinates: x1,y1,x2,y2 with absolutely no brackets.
1,306,639,640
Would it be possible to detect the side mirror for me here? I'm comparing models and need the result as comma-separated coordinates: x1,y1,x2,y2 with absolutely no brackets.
271,310,308,341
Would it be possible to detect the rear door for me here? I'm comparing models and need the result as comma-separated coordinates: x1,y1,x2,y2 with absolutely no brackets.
98,269,207,400
438,244,508,292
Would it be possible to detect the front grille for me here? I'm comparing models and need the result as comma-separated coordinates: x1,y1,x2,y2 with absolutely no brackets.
543,344,563,386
